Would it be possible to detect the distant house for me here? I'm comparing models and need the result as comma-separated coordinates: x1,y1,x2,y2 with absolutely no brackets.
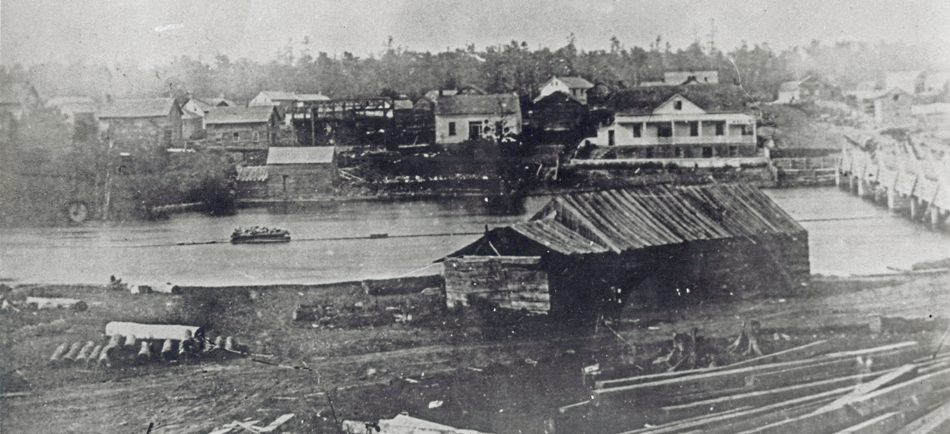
859,88,914,127
640,71,720,87
204,105,281,159
586,85,757,159
526,91,590,145
535,76,595,104
0,82,41,121
776,81,802,104
97,98,183,151
884,71,925,95
434,93,522,145
265,146,336,198
423,85,485,101
46,97,96,123
776,78,840,104
249,91,329,125
664,70,719,85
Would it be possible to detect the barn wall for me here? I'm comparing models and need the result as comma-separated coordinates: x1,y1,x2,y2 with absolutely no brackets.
443,256,550,314
266,163,336,198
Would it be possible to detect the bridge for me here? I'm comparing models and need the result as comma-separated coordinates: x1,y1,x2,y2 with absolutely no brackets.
837,134,950,229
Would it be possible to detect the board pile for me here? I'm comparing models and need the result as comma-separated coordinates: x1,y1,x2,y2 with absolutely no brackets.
565,340,950,433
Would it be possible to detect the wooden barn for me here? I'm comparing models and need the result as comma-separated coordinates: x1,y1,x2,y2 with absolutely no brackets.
443,183,809,324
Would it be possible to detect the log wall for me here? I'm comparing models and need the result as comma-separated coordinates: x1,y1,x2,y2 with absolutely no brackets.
443,256,550,314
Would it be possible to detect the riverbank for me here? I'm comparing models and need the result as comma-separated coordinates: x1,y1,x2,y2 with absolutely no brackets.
3,269,949,434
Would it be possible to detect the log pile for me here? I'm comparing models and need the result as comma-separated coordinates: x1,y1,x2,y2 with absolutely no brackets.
565,340,950,433
48,322,248,368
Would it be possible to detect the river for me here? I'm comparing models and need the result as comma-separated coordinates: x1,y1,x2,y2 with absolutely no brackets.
2,187,949,286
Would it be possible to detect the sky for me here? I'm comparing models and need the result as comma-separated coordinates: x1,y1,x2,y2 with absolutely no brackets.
2,0,949,68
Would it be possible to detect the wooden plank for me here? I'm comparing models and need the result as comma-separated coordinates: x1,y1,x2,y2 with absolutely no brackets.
661,371,884,421
595,342,921,403
833,412,905,434
890,400,950,434
817,365,918,413
737,367,950,434
721,339,833,370
626,389,845,434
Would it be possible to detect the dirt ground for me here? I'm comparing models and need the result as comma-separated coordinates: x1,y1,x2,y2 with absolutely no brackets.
2,271,950,434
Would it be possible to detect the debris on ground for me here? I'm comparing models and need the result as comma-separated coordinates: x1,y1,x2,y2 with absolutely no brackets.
208,413,294,434
342,413,489,434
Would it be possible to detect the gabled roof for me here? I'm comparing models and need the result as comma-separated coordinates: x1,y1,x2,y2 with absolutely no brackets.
296,93,330,102
203,97,234,107
266,146,335,165
424,89,459,100
555,76,594,89
255,91,298,101
449,184,805,258
435,93,521,116
97,98,178,119
205,106,278,125
46,96,95,108
608,85,748,115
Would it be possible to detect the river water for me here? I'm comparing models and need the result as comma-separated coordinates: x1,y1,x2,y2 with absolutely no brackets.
2,188,949,286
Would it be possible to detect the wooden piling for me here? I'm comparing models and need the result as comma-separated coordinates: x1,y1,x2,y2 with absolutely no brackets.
87,345,103,366
49,343,68,365
62,342,83,364
75,341,95,363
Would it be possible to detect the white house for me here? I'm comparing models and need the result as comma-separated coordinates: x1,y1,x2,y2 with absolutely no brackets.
534,76,594,104
586,87,757,159
434,94,522,145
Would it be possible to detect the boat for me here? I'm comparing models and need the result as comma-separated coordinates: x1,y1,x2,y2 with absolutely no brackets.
230,226,291,244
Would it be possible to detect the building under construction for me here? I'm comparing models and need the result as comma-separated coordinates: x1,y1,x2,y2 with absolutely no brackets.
443,183,809,324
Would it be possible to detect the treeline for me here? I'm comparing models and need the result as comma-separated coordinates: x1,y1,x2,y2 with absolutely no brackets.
1,37,938,105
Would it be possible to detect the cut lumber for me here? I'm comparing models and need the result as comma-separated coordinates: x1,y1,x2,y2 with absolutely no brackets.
722,339,833,370
890,399,950,434
832,411,904,434
736,366,950,434
816,364,918,413
596,341,919,394
626,388,847,434
661,371,885,421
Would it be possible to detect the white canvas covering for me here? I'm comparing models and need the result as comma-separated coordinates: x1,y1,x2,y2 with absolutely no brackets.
104,322,202,341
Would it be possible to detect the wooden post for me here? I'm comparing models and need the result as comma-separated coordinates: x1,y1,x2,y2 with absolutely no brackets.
887,188,896,212
835,167,841,188
849,175,856,194
932,207,941,229
911,197,920,220
857,178,867,197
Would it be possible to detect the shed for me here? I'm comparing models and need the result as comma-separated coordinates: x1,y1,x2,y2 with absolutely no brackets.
265,147,336,198
443,184,809,323
97,98,184,151
204,105,281,150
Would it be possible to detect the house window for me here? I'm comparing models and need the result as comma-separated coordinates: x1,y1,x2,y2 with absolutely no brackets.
215,133,222,144
468,122,481,139
702,146,713,158
715,122,724,136
448,122,456,136
675,147,684,158
729,146,739,157
608,130,615,146
645,147,654,158
741,125,753,136
689,122,698,136
893,94,900,101
674,100,683,110
253,131,260,142
658,124,673,138
633,124,642,138
233,132,240,141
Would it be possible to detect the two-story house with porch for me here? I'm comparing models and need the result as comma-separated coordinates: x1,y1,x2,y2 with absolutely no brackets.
585,85,757,159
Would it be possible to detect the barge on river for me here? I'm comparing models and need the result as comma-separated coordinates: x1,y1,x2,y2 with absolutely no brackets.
230,227,291,244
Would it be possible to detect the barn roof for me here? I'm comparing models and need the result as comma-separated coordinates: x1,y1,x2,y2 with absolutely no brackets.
97,98,178,118
236,165,269,182
446,183,805,258
205,106,278,125
608,85,748,115
556,76,595,89
266,146,335,165
435,93,521,116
